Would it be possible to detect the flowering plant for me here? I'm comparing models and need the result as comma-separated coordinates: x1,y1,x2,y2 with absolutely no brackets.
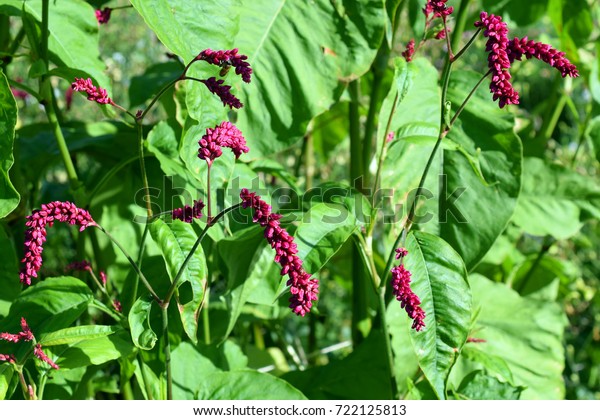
0,0,597,401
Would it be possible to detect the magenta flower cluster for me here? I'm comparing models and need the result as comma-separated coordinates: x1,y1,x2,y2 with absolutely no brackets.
240,189,319,316
71,78,112,105
198,121,249,166
202,77,243,109
423,0,453,18
0,318,59,370
20,201,96,286
95,8,111,24
65,260,93,273
474,12,519,108
172,200,205,223
390,250,425,331
475,12,578,108
507,37,579,78
402,39,415,62
196,48,252,83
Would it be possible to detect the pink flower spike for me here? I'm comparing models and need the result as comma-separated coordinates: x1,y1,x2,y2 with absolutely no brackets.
71,78,112,105
20,201,96,285
390,263,426,331
100,271,107,287
112,300,122,312
0,317,34,342
198,121,249,166
201,77,243,109
395,248,408,259
423,0,454,18
474,12,519,108
435,29,448,40
0,354,16,364
95,8,111,24
34,344,59,370
402,39,415,62
196,48,252,83
507,37,579,78
172,200,205,223
240,189,319,316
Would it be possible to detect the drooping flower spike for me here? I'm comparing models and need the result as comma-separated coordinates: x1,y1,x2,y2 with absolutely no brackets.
240,189,319,316
201,77,243,109
20,201,96,285
390,250,426,331
172,200,205,223
71,78,113,105
402,39,415,62
198,121,249,166
507,37,579,78
196,48,252,83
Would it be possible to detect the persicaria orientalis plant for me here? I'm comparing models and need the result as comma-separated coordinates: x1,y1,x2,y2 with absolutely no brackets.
0,0,587,402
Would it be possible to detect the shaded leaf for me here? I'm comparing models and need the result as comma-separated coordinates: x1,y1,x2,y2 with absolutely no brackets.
129,295,158,350
196,370,306,400
0,70,20,218
455,370,525,400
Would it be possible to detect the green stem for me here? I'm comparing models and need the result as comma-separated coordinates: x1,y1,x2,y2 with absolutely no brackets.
163,204,242,305
96,224,161,303
378,286,398,399
1,27,25,70
41,0,49,69
305,133,315,190
137,352,154,400
37,373,47,400
207,164,212,222
161,304,172,400
543,92,568,141
136,122,153,218
349,80,363,189
516,236,553,293
128,223,150,311
449,69,490,127
371,91,399,210
202,298,211,345
138,78,180,121
571,102,593,168
451,28,482,63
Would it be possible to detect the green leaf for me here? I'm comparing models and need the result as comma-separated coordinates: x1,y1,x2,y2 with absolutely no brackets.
461,345,515,385
129,295,158,351
462,274,568,399
0,0,109,93
51,330,134,370
172,341,248,399
404,231,471,399
482,0,549,26
40,325,120,347
0,276,93,336
0,363,15,400
512,157,600,239
549,0,593,52
455,370,525,400
0,224,20,317
283,331,392,399
196,370,306,399
442,70,523,270
235,0,386,156
0,70,20,218
294,202,358,275
387,300,421,396
150,219,207,343
218,226,282,339
587,116,600,163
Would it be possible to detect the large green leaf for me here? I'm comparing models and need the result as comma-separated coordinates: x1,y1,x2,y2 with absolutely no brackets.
0,0,109,92
512,157,600,239
196,370,306,400
455,370,525,400
218,226,282,339
150,219,208,343
235,0,386,156
386,300,420,396
172,341,248,399
294,202,358,275
50,330,134,370
0,363,15,400
454,274,567,399
0,70,19,218
0,276,93,337
442,70,522,270
0,224,20,317
40,325,120,347
404,231,471,399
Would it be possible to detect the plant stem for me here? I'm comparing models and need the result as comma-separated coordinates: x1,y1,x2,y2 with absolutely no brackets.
138,78,180,121
349,80,363,190
37,373,47,400
96,224,161,303
202,298,211,345
378,286,398,399
163,204,242,305
137,352,154,400
516,236,553,293
136,122,153,218
451,28,482,63
449,69,490,127
207,164,212,222
305,134,315,190
371,91,399,209
1,27,25,70
161,304,173,400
